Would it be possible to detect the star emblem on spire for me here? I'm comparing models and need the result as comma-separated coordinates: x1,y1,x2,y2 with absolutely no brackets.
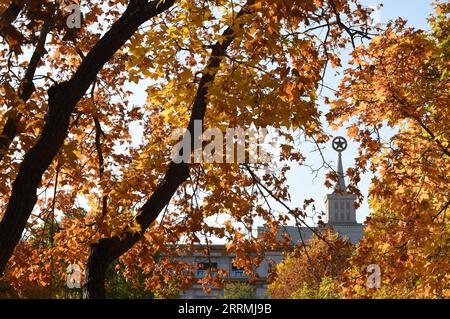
332,136,348,152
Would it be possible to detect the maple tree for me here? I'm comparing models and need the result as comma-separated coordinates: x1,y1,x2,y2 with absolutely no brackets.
327,1,450,298
0,0,376,298
218,283,256,299
269,231,352,299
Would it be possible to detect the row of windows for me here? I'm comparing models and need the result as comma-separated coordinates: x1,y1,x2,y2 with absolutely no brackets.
196,262,247,278
334,201,352,210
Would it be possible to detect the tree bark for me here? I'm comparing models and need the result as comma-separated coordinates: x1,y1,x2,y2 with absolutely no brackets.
83,162,190,298
0,0,176,275
83,2,254,299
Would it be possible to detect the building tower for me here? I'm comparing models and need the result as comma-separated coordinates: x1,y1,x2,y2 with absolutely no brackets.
257,136,365,246
324,137,358,225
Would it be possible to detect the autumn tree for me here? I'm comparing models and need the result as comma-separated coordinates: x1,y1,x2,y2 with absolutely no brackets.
0,0,374,298
217,283,256,299
269,231,353,299
328,1,450,298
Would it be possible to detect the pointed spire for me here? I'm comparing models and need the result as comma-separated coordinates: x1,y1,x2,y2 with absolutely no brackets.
331,136,348,194
335,152,346,193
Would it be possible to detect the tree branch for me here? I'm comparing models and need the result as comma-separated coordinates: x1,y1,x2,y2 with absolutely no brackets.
0,22,50,161
83,1,254,299
0,0,176,275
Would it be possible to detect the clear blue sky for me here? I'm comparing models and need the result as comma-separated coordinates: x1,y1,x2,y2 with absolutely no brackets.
287,0,435,224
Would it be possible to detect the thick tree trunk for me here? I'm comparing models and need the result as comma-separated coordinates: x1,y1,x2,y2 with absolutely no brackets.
83,239,114,299
0,83,72,273
0,0,175,275
83,162,190,298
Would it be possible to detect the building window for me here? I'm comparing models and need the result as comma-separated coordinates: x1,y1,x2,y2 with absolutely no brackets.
340,202,344,209
197,262,217,278
231,264,246,278
340,213,344,221
335,212,339,221
346,202,350,210
334,202,338,210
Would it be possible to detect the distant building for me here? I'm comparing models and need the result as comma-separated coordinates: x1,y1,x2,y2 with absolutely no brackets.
178,137,365,298
177,245,277,299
